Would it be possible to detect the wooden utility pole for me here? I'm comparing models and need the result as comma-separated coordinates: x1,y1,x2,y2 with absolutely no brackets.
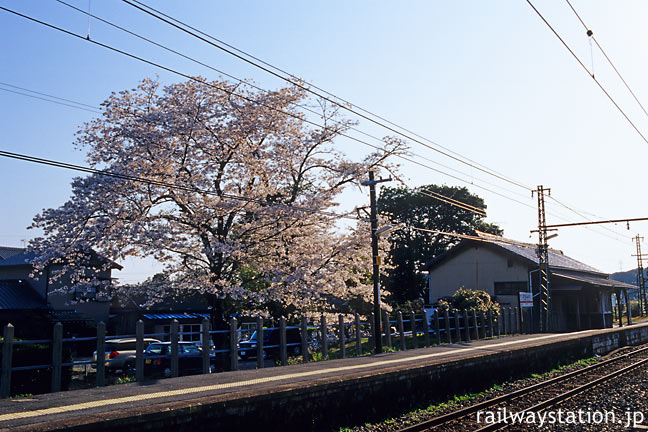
362,171,391,353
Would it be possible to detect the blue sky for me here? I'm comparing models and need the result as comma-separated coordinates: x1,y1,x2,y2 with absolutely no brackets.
2,0,648,282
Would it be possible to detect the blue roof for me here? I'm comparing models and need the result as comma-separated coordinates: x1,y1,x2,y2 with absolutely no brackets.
0,247,25,261
0,249,122,270
0,251,37,267
143,312,210,320
0,280,47,310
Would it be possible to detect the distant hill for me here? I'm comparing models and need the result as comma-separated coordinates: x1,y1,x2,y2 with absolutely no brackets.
610,268,643,286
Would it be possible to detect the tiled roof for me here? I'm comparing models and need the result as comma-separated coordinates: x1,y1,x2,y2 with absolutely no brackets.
0,250,122,270
0,280,46,310
425,232,606,276
487,239,603,274
552,271,636,290
142,312,210,320
0,246,25,261
0,251,37,267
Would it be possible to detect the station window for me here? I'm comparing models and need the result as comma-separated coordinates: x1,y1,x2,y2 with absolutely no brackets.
494,281,528,296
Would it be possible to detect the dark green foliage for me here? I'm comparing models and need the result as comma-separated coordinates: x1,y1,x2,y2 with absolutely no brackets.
378,184,501,306
441,288,500,316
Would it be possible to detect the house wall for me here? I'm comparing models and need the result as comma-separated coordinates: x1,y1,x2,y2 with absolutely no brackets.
0,263,111,323
46,264,111,323
427,245,530,305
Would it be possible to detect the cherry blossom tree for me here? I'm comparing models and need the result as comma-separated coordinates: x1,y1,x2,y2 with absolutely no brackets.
29,77,404,326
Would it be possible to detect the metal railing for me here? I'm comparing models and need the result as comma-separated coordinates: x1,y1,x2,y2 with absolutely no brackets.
0,307,521,397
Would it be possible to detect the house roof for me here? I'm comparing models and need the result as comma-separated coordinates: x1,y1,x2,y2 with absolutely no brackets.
0,280,47,310
0,246,26,261
0,247,122,270
552,271,636,290
0,251,38,267
142,312,210,320
424,232,604,275
486,238,603,274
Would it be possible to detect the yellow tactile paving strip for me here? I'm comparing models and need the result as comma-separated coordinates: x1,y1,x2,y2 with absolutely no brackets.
0,331,594,424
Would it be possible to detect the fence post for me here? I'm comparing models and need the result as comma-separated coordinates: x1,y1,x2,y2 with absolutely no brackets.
355,313,362,356
463,309,471,342
136,320,145,382
422,311,430,347
51,322,62,393
444,309,452,344
170,319,179,377
280,317,287,366
338,315,346,359
472,310,479,340
201,319,211,375
256,317,264,369
410,311,418,349
229,317,238,371
479,312,487,339
502,309,508,335
301,316,309,363
96,321,105,387
434,311,441,345
397,312,406,350
1,324,14,398
496,309,501,337
320,315,328,359
488,310,494,338
369,313,376,352
384,310,392,349
514,307,518,334
453,310,461,342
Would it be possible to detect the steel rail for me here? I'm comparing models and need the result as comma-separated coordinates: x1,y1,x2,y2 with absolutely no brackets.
474,355,648,431
396,345,648,432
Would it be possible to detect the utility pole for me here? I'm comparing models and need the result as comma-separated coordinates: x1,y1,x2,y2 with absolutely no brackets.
632,235,646,316
532,185,551,332
362,170,391,353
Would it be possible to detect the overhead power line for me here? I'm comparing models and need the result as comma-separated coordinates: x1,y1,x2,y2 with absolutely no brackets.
564,0,648,121
537,217,648,230
526,0,648,145
7,4,628,246
548,195,631,244
2,6,540,216
0,149,357,221
0,81,99,110
3,76,511,222
121,0,533,192
120,0,647,245
0,86,101,114
410,227,528,248
418,189,487,217
53,0,531,205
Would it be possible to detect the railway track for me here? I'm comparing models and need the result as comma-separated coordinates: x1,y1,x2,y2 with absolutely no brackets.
397,345,648,432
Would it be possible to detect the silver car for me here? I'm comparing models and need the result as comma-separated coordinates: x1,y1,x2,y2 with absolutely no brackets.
92,338,160,374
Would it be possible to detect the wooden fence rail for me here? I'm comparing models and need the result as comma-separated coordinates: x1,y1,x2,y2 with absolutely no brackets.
0,307,521,398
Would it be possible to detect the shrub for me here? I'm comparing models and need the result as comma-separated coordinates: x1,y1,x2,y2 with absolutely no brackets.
437,288,500,316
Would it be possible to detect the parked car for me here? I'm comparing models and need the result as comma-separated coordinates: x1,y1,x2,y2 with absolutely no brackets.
92,338,160,375
238,327,302,361
143,341,215,378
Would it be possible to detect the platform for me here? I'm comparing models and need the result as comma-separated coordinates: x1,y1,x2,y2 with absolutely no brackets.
2,323,648,431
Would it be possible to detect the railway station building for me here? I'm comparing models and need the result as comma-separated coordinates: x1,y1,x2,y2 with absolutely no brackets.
424,231,636,332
